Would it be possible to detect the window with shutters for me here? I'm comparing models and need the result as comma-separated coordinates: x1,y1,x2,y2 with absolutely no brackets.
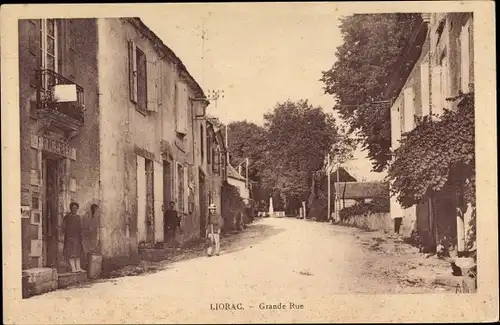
213,147,220,174
136,47,148,113
175,81,188,135
200,124,205,162
440,54,451,111
431,65,443,117
391,97,402,150
177,163,185,212
460,19,471,93
207,132,212,164
420,57,430,117
36,19,58,89
129,41,159,114
67,20,76,80
403,87,414,132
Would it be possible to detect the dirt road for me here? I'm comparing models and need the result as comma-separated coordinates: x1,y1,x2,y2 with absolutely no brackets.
8,217,453,324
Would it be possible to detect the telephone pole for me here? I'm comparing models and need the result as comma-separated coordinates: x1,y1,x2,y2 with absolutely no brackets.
327,153,332,223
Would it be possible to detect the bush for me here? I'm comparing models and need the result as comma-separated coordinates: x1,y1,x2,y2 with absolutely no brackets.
221,183,247,233
307,195,330,222
339,197,390,220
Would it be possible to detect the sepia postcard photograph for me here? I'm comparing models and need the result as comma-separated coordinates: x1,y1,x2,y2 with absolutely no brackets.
1,2,498,324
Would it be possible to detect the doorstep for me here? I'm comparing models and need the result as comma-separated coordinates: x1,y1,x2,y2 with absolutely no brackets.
58,270,88,289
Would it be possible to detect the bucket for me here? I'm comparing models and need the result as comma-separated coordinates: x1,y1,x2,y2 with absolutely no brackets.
87,253,103,279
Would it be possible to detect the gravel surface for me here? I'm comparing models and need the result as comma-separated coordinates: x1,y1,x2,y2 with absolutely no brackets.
11,217,455,324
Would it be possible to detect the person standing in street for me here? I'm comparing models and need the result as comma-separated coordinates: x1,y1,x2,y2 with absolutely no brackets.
206,203,223,257
164,201,180,248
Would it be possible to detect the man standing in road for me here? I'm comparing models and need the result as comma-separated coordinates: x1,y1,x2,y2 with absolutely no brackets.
164,201,180,248
206,203,223,257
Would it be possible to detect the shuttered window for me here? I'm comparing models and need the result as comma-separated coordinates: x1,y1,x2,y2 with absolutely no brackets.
136,47,148,113
128,40,138,104
420,58,430,117
177,163,185,212
175,81,188,134
129,40,159,113
431,65,442,116
460,19,471,93
403,86,414,132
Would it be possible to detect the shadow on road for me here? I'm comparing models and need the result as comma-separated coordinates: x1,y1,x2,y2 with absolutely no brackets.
59,220,284,291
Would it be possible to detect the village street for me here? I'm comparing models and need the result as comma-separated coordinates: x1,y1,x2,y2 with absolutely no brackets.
11,217,454,324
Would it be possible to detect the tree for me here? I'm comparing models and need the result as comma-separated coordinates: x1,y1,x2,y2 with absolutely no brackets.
226,121,268,181
261,100,340,209
321,13,421,172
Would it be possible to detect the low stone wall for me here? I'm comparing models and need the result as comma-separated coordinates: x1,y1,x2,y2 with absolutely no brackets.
341,212,416,237
341,212,393,233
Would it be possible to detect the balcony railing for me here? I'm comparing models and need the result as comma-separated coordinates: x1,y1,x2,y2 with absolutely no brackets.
36,69,85,125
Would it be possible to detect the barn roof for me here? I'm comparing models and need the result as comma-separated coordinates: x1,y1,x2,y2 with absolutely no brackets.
336,182,389,199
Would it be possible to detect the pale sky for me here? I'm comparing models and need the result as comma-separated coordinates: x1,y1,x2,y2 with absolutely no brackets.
142,3,385,181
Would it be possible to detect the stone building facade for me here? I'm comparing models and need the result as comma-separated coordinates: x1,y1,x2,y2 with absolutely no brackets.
19,18,220,289
387,12,474,250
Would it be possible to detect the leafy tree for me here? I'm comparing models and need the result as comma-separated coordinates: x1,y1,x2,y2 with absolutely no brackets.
226,121,268,181
321,13,421,172
261,100,340,208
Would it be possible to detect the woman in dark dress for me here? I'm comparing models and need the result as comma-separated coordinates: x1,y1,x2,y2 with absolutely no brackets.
62,202,84,273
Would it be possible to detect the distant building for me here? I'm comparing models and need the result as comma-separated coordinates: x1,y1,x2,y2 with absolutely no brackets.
227,164,250,200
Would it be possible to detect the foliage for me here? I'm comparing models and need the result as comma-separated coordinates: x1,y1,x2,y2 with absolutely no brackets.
339,197,390,220
226,120,268,182
221,183,247,233
321,13,421,171
261,99,340,205
386,91,475,209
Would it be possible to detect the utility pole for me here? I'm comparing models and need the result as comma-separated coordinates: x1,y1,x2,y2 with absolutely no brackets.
245,157,249,188
335,161,340,222
327,153,331,223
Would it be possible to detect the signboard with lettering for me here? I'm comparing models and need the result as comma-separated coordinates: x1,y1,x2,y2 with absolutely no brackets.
32,135,75,159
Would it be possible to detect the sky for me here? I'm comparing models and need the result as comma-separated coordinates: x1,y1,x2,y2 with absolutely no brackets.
142,3,386,181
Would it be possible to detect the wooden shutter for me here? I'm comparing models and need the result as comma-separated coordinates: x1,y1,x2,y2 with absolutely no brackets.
403,86,414,132
153,161,163,243
28,20,41,88
441,57,450,111
157,61,163,106
431,66,442,116
136,156,147,243
183,166,188,213
175,81,188,134
28,20,40,56
390,98,402,150
420,59,430,117
129,40,138,103
146,60,157,112
460,20,471,93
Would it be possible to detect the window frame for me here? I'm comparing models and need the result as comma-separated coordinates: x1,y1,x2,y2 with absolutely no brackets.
135,46,148,114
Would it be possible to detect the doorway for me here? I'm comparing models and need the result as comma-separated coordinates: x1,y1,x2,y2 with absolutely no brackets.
163,160,172,241
42,156,60,268
145,159,155,245
199,172,206,237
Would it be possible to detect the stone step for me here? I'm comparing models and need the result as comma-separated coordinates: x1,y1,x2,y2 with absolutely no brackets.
58,271,88,289
22,268,59,298
23,267,58,284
